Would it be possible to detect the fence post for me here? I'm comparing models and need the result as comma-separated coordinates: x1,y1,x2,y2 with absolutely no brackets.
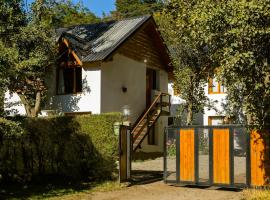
119,125,131,183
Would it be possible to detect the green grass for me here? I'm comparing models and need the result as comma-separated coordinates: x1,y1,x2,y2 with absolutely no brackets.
0,180,126,200
242,189,270,200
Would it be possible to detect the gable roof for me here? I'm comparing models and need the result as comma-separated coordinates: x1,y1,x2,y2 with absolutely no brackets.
58,16,155,63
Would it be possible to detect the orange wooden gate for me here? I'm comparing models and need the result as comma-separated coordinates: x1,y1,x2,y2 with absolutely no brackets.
212,129,231,184
179,129,195,182
165,126,270,188
174,126,247,188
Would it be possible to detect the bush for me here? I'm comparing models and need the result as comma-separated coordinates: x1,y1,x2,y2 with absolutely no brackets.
0,113,122,183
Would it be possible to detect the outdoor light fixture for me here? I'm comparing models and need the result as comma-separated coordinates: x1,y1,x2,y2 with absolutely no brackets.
122,86,127,93
122,105,131,123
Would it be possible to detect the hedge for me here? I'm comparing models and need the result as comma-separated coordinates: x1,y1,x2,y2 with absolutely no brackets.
0,113,122,183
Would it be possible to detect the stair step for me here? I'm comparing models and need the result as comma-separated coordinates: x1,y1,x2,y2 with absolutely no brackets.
157,102,171,107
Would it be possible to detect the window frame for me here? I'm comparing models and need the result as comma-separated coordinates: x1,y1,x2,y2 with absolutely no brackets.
208,116,225,125
208,78,226,94
56,66,83,95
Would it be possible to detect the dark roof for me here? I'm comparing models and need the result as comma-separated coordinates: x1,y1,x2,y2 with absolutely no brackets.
59,16,152,63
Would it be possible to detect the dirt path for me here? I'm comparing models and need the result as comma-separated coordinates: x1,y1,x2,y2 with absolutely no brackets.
90,181,243,200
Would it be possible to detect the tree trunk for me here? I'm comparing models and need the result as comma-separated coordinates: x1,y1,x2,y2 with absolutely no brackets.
186,75,194,125
0,90,4,116
18,91,41,117
187,103,193,125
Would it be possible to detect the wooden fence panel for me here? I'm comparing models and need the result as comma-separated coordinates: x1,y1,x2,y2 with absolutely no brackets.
180,129,195,182
250,130,270,186
213,128,230,184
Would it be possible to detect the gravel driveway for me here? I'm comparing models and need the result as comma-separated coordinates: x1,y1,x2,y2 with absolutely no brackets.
133,155,247,184
91,181,243,200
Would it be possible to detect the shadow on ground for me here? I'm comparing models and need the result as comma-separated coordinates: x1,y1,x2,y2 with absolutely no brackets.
130,170,163,185
0,177,107,200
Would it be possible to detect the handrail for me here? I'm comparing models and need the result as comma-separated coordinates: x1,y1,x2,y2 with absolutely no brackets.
131,92,162,134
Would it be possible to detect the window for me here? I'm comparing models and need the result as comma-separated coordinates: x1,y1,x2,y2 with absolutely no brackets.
208,77,226,94
208,116,225,125
57,67,82,94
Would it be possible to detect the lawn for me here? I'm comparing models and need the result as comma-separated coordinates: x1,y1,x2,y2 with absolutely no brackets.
0,179,125,200
242,189,270,200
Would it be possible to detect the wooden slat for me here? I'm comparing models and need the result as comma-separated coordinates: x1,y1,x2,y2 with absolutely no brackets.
118,28,167,70
180,129,195,181
250,130,270,186
213,128,230,184
120,126,128,182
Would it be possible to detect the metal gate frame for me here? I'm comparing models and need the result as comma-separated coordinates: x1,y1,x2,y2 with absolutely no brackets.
164,125,251,188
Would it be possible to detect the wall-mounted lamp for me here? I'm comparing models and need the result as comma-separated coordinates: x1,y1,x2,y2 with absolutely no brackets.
122,105,131,124
122,86,127,93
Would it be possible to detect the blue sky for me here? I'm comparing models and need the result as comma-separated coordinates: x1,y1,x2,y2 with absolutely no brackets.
26,0,116,17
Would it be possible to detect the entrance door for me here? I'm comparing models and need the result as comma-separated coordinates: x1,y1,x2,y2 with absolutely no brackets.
146,68,157,107
146,69,153,108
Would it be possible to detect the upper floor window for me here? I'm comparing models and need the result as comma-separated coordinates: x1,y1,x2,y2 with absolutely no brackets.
57,67,82,95
208,116,225,125
208,77,226,94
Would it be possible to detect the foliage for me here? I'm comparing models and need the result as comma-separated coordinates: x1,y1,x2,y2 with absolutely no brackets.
0,180,124,200
0,0,100,117
180,0,270,128
0,118,24,137
158,0,270,128
0,0,25,116
156,1,214,125
0,113,122,183
30,0,100,28
166,139,176,157
112,0,164,19
0,0,56,117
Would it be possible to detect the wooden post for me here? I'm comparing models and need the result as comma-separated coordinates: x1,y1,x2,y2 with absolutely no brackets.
119,125,131,182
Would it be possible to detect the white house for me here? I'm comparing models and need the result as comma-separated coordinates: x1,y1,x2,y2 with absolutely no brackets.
204,77,227,125
5,16,172,153
168,77,227,126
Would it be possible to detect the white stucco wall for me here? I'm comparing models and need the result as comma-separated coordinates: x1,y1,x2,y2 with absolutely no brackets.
101,54,169,153
51,67,101,114
204,85,227,125
168,82,185,105
4,92,26,116
101,54,146,123
168,83,204,126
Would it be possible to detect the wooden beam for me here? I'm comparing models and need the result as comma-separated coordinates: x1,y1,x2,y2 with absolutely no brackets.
62,38,83,66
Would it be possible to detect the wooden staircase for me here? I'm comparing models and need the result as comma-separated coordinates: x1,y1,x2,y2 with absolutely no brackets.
131,92,171,152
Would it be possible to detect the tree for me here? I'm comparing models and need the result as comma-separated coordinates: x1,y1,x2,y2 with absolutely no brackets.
156,1,214,125
30,0,100,28
112,0,164,19
0,0,56,117
0,0,26,116
189,0,270,128
1,0,101,117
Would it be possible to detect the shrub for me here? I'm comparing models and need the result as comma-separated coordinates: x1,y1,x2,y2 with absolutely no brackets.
0,113,122,183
